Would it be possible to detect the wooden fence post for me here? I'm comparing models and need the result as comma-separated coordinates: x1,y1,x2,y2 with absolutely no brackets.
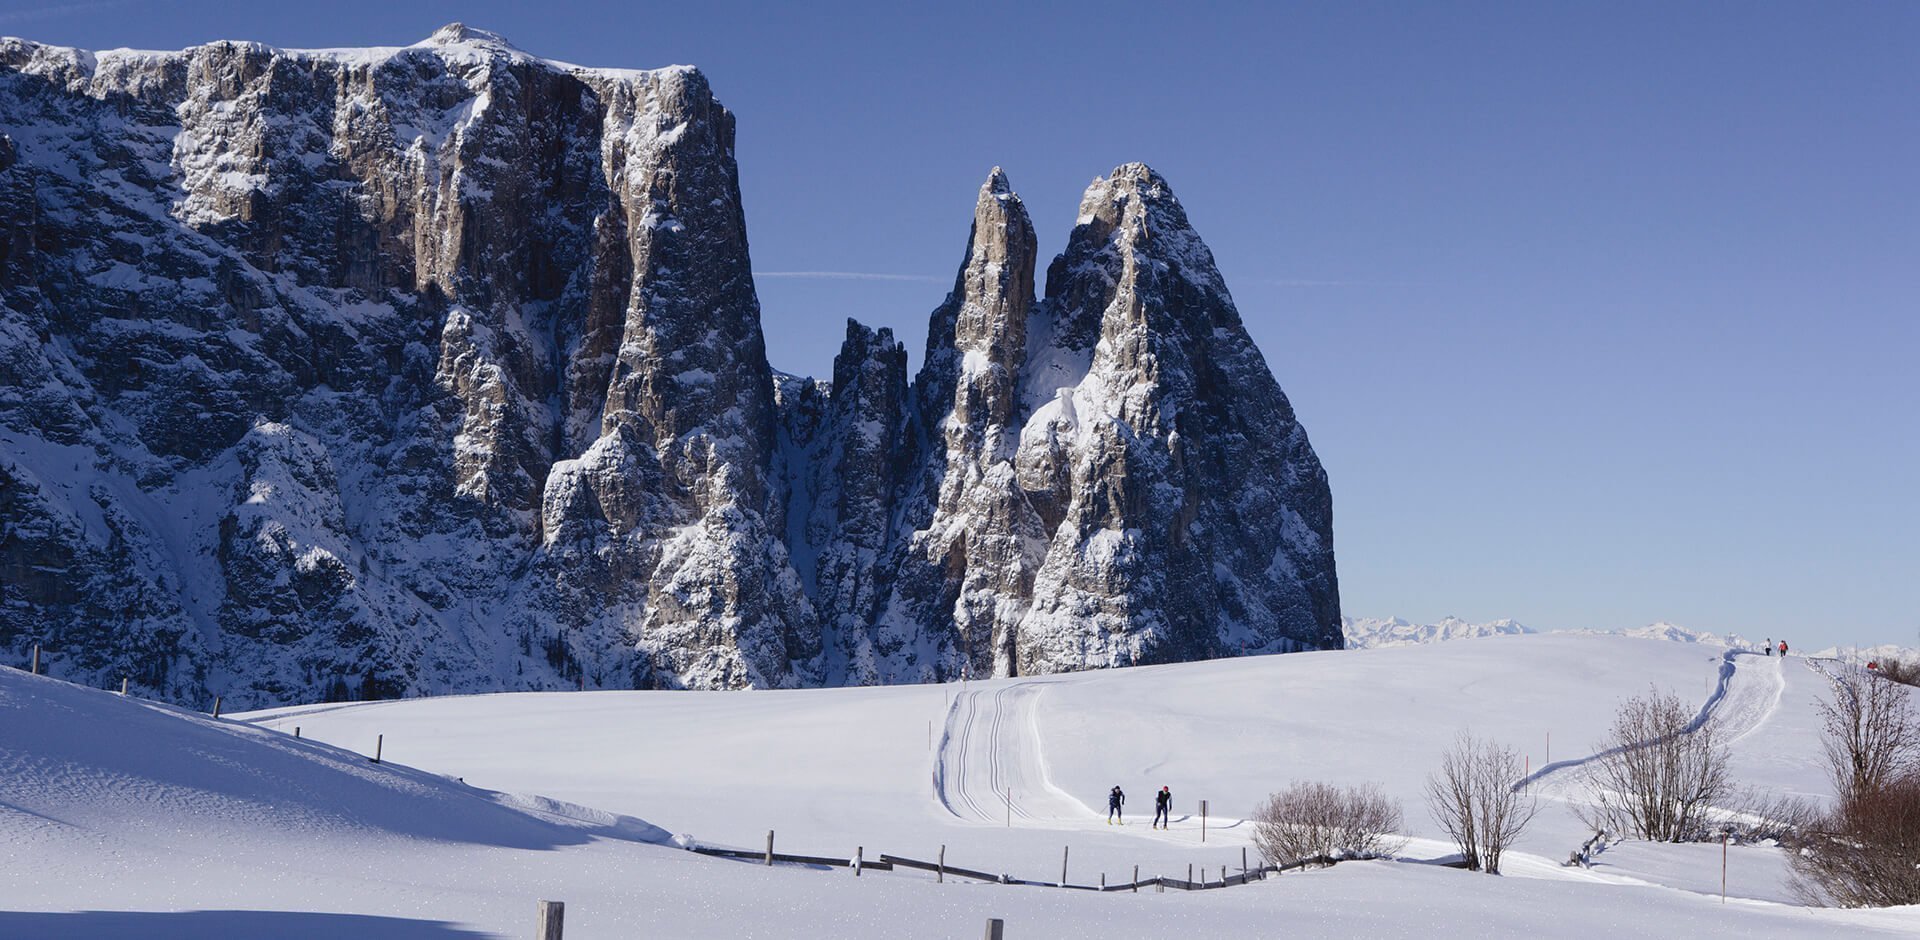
1156,877,1163,893
372,733,383,764
1200,799,1207,842
1060,845,1069,886
536,899,563,940
766,830,774,866
1100,872,1106,890
1187,863,1192,887
1242,847,1248,881
1132,864,1139,893
294,726,301,738
855,846,863,877
983,918,1004,940
30,644,39,675
938,844,946,883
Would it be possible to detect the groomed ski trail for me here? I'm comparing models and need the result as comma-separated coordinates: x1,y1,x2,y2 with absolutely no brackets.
1519,648,1784,789
936,681,1091,825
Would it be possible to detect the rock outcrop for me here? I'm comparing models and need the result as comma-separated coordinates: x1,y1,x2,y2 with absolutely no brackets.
0,26,1338,707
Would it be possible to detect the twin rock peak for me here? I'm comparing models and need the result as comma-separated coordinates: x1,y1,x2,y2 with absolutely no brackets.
0,27,1339,705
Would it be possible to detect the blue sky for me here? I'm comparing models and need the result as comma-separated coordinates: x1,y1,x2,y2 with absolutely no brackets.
7,1,1916,648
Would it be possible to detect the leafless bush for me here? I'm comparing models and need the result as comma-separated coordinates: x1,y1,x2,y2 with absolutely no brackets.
1791,772,1920,907
1874,656,1920,688
1251,781,1407,865
1424,732,1537,874
1577,687,1729,842
1722,787,1820,844
1818,664,1918,801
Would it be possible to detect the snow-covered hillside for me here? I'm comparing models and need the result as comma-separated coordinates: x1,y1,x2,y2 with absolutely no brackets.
4,634,1916,938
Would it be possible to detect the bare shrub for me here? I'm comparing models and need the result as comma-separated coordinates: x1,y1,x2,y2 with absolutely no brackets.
1578,687,1729,842
1251,781,1407,865
1817,663,1918,801
1723,787,1820,844
1424,732,1537,874
1874,656,1920,688
1791,772,1920,907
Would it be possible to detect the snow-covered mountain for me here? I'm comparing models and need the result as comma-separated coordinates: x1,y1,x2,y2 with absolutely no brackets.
1613,621,1746,646
0,25,1339,707
1341,616,1535,649
1342,616,1773,651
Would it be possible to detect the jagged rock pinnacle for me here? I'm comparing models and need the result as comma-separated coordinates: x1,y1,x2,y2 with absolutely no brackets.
0,28,1339,705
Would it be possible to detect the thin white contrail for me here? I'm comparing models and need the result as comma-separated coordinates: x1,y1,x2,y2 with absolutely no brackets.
755,271,946,283
1254,278,1395,288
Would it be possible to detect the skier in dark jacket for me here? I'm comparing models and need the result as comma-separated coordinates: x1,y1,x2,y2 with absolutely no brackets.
1153,786,1172,829
1107,785,1125,824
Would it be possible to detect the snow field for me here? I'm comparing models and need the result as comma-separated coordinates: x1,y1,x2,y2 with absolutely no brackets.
4,634,1915,937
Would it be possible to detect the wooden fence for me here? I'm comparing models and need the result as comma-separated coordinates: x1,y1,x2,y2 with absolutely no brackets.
685,832,1335,894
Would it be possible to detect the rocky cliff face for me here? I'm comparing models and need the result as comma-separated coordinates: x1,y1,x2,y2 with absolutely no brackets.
0,26,1338,707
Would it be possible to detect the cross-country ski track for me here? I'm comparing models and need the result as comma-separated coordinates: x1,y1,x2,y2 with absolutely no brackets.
12,633,1915,937
937,680,1093,825
1518,648,1786,790
936,677,1246,841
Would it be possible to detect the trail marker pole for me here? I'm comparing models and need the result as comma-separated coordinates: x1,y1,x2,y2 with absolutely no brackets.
1100,872,1106,890
938,844,946,883
855,846,863,876
30,644,38,675
1132,864,1139,892
1200,800,1208,842
1241,847,1248,881
212,696,222,719
294,726,301,738
1722,832,1728,904
120,677,127,695
983,919,1004,940
536,899,563,940
373,733,383,764
1060,845,1069,886
766,830,774,866
1187,863,1193,886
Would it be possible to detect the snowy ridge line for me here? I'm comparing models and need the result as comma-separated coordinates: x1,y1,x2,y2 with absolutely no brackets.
1514,649,1782,791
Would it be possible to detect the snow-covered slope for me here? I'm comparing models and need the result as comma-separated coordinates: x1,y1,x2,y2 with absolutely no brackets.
7,633,1915,937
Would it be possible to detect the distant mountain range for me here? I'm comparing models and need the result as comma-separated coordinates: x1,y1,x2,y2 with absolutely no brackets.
1344,616,1914,663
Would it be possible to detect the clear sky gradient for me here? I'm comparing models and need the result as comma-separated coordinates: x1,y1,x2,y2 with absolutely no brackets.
7,0,1915,648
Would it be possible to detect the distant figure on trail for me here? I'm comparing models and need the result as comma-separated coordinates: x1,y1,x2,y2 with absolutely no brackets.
1108,785,1126,824
1153,786,1172,829
1779,640,1788,657
1764,637,1772,657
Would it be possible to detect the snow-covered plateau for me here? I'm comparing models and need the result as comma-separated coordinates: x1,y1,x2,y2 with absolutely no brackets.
4,631,1915,938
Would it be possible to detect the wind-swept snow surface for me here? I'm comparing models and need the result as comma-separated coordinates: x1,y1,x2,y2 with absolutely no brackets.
5,635,1916,937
